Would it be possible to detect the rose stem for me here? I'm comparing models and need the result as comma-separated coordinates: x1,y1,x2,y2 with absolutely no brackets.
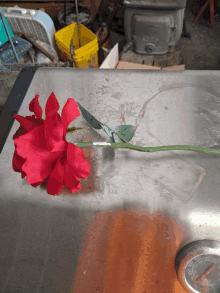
74,142,220,154
72,123,220,155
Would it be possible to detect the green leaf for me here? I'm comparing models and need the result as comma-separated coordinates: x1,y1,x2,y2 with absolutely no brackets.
77,103,136,143
77,102,103,130
112,125,137,143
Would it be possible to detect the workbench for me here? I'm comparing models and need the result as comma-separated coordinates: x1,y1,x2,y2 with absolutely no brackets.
1,67,220,292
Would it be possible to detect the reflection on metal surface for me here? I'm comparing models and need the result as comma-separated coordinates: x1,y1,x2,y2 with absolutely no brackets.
188,212,220,228
132,92,208,201
144,87,219,147
134,86,220,201
65,128,99,194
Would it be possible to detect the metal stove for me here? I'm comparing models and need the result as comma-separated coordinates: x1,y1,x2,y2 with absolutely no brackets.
1,68,220,292
124,0,187,54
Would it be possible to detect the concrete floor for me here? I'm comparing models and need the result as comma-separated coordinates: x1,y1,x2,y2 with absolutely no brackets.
179,8,220,70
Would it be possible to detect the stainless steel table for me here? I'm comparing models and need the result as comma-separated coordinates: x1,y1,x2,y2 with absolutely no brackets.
1,67,220,293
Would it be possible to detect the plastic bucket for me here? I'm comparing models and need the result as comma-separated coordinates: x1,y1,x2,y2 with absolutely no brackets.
55,23,99,68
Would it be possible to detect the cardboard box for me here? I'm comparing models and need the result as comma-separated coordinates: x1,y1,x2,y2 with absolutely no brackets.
100,43,185,70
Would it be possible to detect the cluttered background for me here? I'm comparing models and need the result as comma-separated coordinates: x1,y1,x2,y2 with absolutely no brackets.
2,2,220,293
1,0,220,109
0,0,220,70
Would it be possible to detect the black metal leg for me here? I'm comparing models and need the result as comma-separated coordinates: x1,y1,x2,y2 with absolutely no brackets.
182,17,191,39
64,0,66,25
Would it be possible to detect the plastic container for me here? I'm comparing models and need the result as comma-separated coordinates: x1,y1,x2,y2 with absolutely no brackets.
55,23,99,68
57,5,92,30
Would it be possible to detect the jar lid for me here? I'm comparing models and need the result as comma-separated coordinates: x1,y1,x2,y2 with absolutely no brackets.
101,22,107,28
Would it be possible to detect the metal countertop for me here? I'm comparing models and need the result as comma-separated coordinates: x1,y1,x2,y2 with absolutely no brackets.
1,67,220,292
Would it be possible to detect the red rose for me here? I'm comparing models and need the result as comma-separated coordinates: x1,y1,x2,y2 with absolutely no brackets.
12,92,90,195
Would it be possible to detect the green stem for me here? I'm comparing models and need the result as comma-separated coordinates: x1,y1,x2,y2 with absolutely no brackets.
71,123,220,155
66,126,87,133
74,142,220,155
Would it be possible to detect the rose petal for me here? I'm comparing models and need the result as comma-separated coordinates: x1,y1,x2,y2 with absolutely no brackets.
45,92,60,118
25,115,44,124
31,181,45,188
13,126,27,140
29,94,43,119
66,143,90,179
12,150,26,178
22,153,61,185
64,160,82,193
29,94,39,112
44,93,67,152
44,113,67,152
14,125,63,184
61,98,80,137
47,156,65,195
14,115,42,132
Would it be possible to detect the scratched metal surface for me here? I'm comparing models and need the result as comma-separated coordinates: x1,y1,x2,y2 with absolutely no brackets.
1,68,220,292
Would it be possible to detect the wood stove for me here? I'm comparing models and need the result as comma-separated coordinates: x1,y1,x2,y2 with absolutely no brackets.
124,0,187,54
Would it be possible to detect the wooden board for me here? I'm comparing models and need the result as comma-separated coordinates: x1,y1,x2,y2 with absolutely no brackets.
120,49,184,69
0,0,102,20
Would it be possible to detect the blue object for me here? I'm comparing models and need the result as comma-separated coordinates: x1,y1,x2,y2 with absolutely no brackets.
0,10,32,64
0,65,11,72
0,10,13,46
0,11,19,63
0,37,32,64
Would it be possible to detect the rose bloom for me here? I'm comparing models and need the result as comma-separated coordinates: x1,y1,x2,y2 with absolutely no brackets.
12,92,90,195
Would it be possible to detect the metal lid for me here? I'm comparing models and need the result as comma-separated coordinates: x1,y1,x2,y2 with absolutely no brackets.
123,0,186,9
101,22,107,28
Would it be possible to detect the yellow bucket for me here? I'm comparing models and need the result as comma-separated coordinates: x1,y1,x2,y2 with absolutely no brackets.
55,23,99,68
